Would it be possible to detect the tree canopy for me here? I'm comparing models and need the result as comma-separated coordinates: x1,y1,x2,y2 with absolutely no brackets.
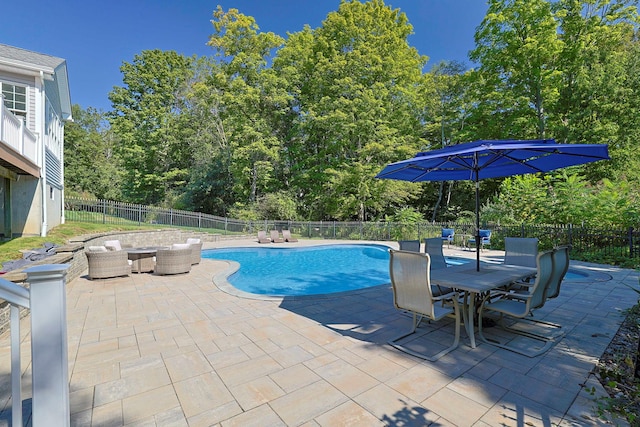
65,0,640,228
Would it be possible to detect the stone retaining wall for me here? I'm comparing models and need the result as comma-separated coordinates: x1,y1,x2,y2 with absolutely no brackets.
0,229,236,336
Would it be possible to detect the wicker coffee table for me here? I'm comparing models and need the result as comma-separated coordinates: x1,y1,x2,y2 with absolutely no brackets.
126,247,167,273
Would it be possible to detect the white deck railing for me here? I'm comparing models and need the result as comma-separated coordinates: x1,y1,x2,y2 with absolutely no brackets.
0,98,39,167
0,265,70,426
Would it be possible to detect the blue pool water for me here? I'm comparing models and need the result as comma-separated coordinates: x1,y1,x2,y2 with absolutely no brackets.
203,244,391,296
203,245,592,296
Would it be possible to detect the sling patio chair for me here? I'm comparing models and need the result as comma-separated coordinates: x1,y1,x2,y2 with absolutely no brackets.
504,237,539,268
441,228,455,247
388,249,461,361
509,245,572,338
257,231,271,244
468,229,491,251
270,230,285,243
504,237,539,285
423,237,454,297
398,240,420,252
282,229,298,242
477,250,556,357
423,237,448,270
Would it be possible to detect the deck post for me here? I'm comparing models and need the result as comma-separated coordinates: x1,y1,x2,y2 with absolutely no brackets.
25,264,70,427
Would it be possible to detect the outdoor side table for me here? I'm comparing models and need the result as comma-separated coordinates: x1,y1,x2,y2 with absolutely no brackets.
126,247,166,273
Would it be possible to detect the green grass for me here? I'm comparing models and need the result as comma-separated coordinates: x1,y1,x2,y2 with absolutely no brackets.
0,222,157,264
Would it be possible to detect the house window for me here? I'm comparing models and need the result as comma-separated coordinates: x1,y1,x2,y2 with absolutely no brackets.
1,82,27,119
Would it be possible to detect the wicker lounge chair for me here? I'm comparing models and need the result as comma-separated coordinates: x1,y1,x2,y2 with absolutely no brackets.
85,246,131,279
282,229,298,242
186,238,203,264
388,249,461,361
270,230,284,243
257,231,271,244
154,244,192,275
103,239,132,251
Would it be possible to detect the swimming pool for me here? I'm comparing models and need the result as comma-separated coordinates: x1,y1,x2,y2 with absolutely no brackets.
204,244,391,296
204,244,602,297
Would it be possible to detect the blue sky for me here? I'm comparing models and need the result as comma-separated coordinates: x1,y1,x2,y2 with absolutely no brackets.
1,1,488,111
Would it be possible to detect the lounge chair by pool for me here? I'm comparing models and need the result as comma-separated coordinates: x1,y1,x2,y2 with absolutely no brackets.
257,231,271,244
282,230,298,242
270,230,284,243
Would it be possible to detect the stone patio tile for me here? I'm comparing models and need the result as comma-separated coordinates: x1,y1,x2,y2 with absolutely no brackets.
70,386,95,415
314,359,379,397
422,385,489,426
353,383,438,425
73,346,141,373
186,401,243,427
445,374,507,408
173,371,235,419
164,350,212,382
91,401,123,427
94,366,171,406
229,376,285,411
151,406,188,426
314,400,383,426
70,362,120,392
302,353,340,370
99,326,136,341
216,355,283,387
220,403,286,427
76,337,119,358
269,363,322,393
212,332,252,351
122,384,180,425
269,380,348,425
478,391,564,427
488,366,578,413
269,345,315,368
355,354,409,382
205,346,251,370
385,364,453,403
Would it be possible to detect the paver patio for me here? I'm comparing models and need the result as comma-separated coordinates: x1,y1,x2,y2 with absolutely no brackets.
0,239,637,426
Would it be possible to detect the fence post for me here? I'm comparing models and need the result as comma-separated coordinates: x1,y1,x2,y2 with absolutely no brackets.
102,199,106,224
629,227,634,258
25,264,70,427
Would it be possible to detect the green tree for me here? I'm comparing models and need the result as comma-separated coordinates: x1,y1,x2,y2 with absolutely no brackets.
64,105,122,199
108,50,195,205
470,0,562,139
207,6,289,205
274,0,427,220
553,0,640,182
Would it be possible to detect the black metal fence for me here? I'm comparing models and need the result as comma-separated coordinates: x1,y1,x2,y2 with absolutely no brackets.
64,198,640,262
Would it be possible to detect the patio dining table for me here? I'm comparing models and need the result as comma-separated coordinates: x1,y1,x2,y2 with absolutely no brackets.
430,263,537,348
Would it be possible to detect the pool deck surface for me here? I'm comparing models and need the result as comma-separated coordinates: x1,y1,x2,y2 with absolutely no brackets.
1,238,638,426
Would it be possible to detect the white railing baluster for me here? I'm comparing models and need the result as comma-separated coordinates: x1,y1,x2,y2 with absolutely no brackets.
0,264,69,426
10,305,22,427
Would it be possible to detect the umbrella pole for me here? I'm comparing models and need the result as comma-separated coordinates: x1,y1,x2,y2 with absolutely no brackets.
475,180,480,271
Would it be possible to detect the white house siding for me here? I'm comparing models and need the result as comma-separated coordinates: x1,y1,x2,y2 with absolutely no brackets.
0,43,71,237
11,175,41,236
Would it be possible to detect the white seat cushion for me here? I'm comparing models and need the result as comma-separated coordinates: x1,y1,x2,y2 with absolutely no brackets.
171,243,191,250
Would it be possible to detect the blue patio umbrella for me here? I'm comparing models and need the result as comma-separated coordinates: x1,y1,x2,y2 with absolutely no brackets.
376,139,609,270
